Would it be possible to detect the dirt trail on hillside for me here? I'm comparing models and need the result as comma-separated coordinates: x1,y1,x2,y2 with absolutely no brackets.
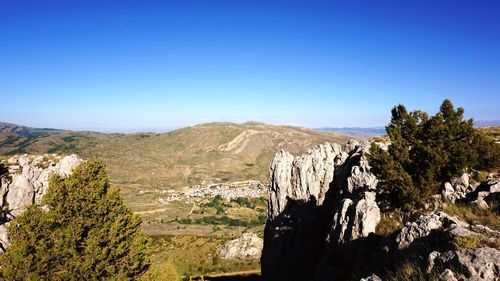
205,269,260,277
133,207,170,215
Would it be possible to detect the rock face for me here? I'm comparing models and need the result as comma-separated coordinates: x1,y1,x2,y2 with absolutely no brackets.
218,233,263,260
0,154,82,252
262,141,381,281
262,142,500,281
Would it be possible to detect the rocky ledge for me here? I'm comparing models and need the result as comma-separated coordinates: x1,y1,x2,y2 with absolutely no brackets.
0,154,82,252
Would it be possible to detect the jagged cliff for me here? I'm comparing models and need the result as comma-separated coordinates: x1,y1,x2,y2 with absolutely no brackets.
262,140,381,281
0,154,82,252
262,142,500,281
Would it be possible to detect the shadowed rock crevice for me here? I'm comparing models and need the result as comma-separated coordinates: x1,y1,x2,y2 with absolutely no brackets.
262,196,326,281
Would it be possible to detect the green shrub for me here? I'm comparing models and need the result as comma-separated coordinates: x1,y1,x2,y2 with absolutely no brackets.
201,195,226,215
231,197,255,208
454,236,480,249
376,212,403,235
231,197,267,209
178,218,193,224
0,159,149,280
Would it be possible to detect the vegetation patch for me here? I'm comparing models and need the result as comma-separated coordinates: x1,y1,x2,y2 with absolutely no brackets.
453,235,481,249
369,99,500,211
376,211,403,235
442,203,500,230
146,235,259,278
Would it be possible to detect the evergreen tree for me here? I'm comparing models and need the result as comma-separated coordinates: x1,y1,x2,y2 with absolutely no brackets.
370,99,500,210
0,159,149,280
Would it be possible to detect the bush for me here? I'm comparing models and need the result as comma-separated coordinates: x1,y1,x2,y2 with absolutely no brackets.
140,259,181,281
231,197,255,208
0,159,149,280
454,236,480,249
369,99,500,210
202,195,226,215
231,197,267,209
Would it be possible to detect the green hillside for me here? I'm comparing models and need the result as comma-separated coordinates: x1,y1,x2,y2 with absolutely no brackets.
0,121,353,208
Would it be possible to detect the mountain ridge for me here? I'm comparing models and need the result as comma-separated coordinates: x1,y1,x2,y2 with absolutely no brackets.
0,121,355,212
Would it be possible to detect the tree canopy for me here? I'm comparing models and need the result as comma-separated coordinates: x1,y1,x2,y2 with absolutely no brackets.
0,159,149,280
369,99,500,210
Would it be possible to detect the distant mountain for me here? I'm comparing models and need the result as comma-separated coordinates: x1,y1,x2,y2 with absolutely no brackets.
0,122,65,137
315,120,500,137
315,127,386,138
474,120,500,127
0,121,354,192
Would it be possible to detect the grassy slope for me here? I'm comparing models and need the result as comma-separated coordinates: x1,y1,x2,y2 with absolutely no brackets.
0,121,353,204
86,122,353,190
478,126,500,143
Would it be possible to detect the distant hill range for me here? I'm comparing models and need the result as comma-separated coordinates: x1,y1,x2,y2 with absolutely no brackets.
315,127,386,138
316,120,500,138
474,120,500,127
0,122,66,137
0,121,354,196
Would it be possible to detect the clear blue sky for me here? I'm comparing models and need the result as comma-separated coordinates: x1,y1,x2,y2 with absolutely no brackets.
1,0,499,132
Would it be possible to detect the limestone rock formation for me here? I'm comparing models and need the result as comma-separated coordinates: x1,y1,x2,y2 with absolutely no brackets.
218,233,263,260
359,274,382,281
267,142,341,219
396,212,444,250
441,173,476,203
430,247,500,281
440,173,499,210
439,269,458,281
395,211,500,281
0,154,82,252
262,141,499,281
468,177,500,209
262,141,381,281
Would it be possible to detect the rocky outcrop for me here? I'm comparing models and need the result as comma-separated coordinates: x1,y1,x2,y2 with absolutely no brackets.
466,178,500,209
441,173,499,210
430,247,500,281
218,233,263,260
441,173,477,203
327,143,379,244
262,141,381,281
359,274,382,281
262,141,500,281
396,212,444,250
267,142,342,219
0,154,82,252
